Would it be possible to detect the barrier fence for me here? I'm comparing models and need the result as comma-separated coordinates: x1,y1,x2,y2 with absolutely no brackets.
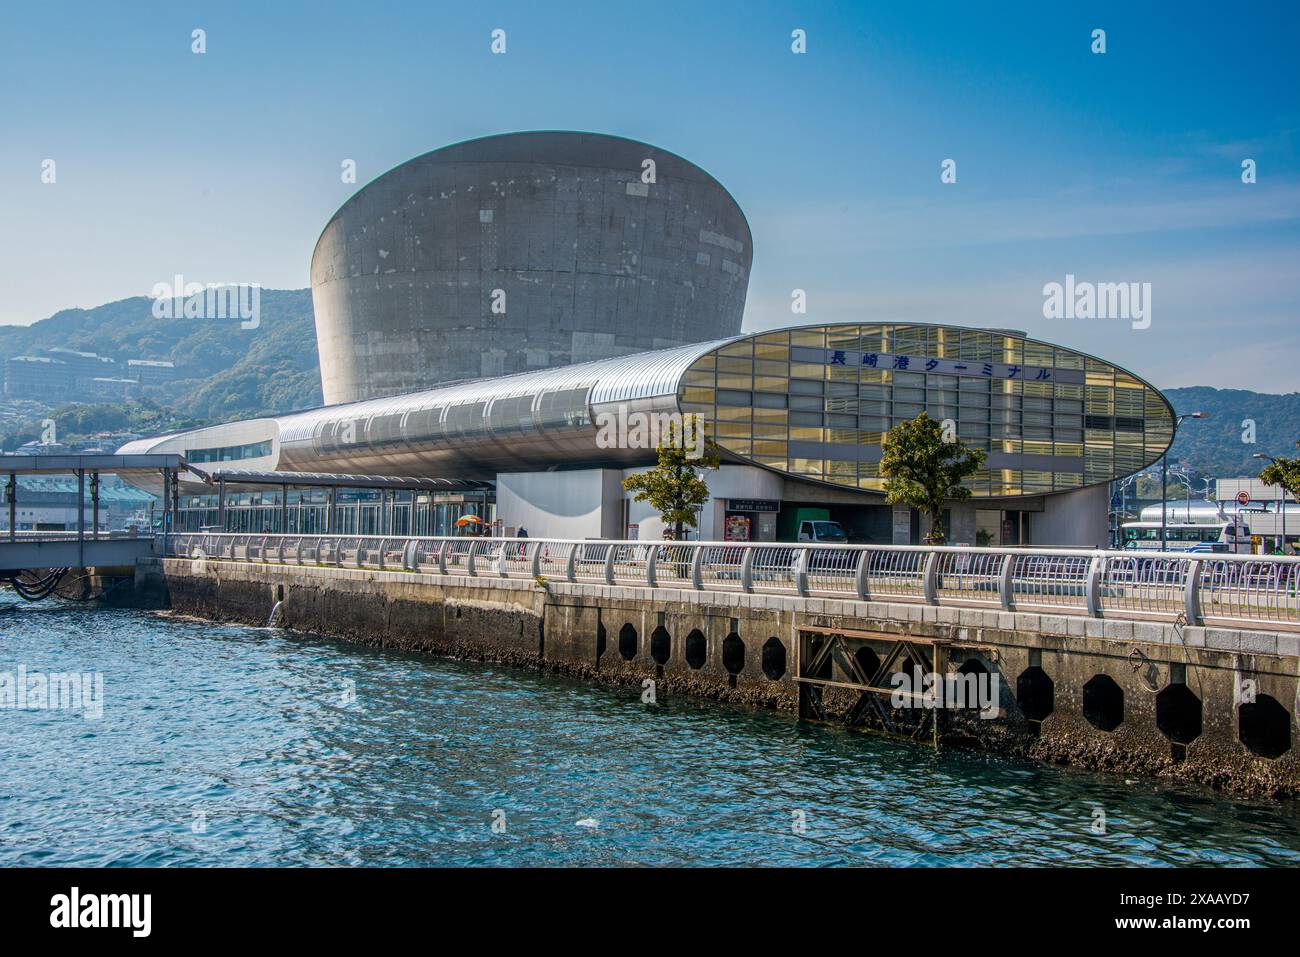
171,533,1300,631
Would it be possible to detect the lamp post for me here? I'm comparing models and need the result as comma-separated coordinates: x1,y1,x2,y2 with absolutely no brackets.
1162,412,1209,552
1254,453,1285,551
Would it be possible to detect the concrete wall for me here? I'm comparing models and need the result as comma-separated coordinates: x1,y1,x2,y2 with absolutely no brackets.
1033,484,1110,547
162,556,1300,800
311,131,751,403
496,469,624,539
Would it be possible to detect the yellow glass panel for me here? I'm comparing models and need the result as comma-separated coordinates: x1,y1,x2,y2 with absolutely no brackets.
680,387,715,404
1054,349,1084,369
715,406,752,421
753,375,789,392
717,341,753,357
932,327,956,359
753,403,787,419
716,374,752,390
1086,388,1114,413
715,422,752,437
859,326,888,352
827,364,859,382
1024,341,1054,366
789,363,826,379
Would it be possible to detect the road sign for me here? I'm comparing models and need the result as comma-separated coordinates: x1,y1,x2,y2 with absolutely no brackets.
1236,491,1251,506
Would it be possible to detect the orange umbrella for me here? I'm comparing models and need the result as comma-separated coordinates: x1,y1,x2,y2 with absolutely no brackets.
456,515,484,526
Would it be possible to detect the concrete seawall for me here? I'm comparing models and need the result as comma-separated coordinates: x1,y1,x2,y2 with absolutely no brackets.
154,556,1300,799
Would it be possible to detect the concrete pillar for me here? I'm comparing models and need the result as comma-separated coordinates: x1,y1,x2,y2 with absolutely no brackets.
90,471,100,539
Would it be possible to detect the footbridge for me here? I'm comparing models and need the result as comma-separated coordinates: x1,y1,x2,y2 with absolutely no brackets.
0,454,183,590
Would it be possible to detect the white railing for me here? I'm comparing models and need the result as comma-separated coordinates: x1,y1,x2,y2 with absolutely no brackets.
169,533,1300,631
1,529,153,541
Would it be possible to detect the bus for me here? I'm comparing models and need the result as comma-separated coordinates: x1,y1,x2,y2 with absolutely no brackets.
1120,519,1252,553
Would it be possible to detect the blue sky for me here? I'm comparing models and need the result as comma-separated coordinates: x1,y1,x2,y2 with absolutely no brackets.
1,1,1296,390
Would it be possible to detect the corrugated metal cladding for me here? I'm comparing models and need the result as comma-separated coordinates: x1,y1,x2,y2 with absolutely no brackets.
274,336,737,455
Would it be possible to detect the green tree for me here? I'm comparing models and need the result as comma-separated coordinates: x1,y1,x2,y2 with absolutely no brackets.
1259,441,1300,502
880,412,986,544
621,419,721,540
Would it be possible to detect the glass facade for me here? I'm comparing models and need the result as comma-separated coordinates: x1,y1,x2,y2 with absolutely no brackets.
677,324,1174,498
187,440,274,464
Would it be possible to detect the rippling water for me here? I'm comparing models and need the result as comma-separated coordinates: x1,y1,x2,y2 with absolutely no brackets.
2,594,1300,867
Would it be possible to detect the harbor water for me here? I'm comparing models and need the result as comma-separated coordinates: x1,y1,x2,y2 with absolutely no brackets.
3,594,1300,867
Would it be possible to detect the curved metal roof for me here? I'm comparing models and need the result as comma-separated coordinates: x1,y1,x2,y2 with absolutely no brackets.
276,336,734,442
194,469,493,492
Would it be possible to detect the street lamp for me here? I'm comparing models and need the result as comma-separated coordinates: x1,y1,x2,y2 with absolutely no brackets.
1253,453,1285,551
1161,412,1209,552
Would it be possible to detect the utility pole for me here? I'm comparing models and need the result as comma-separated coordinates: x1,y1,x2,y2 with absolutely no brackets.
1254,453,1287,552
1162,412,1209,551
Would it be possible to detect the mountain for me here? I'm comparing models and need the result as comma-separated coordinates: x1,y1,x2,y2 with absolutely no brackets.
1163,387,1300,479
0,288,323,421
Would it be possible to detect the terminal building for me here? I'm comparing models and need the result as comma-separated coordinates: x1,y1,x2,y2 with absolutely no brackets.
122,321,1172,547
120,132,1175,547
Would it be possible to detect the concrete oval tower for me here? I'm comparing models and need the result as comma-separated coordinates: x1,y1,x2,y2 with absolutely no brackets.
311,131,752,404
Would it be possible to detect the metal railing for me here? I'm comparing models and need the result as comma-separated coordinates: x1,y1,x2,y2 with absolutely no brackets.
1,529,153,541
169,533,1300,631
